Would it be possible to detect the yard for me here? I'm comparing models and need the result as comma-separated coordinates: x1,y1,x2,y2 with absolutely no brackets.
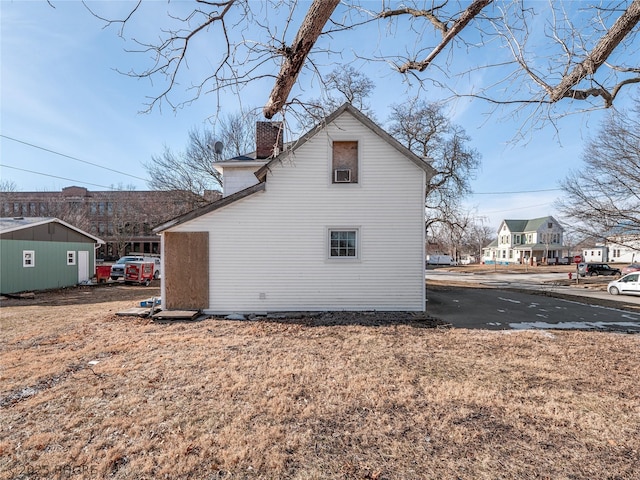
1,284,638,479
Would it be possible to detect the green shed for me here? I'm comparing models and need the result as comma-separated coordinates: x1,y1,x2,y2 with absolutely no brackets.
0,217,104,294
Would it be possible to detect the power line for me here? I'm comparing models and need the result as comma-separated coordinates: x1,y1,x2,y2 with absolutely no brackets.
471,188,562,195
0,134,149,182
481,202,554,215
0,164,115,190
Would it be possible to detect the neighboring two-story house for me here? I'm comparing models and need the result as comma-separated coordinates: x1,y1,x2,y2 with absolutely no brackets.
482,216,564,265
153,103,435,313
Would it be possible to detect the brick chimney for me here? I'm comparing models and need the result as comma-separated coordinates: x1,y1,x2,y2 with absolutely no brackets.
256,121,283,159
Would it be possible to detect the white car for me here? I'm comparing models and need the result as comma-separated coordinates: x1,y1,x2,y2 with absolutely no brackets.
608,272,640,296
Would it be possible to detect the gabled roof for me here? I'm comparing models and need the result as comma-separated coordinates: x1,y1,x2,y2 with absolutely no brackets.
501,216,560,234
154,103,434,234
0,217,104,243
255,103,435,182
502,220,528,233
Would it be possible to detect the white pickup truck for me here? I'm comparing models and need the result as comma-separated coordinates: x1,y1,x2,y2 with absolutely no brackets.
110,255,161,280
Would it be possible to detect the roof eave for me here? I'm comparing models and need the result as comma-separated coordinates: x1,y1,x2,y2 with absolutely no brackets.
153,182,266,233
0,217,103,243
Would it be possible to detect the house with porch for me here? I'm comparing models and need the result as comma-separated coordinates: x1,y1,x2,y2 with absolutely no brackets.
153,103,435,314
482,216,565,265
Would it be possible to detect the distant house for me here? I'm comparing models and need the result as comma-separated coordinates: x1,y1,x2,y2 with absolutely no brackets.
153,103,435,314
606,240,640,264
482,216,565,265
582,225,640,264
0,217,104,294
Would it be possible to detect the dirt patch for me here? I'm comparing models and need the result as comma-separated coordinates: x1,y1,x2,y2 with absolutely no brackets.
1,287,639,479
0,282,160,307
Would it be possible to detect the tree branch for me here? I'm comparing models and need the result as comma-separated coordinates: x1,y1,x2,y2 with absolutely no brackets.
397,0,493,73
549,0,640,104
378,5,449,34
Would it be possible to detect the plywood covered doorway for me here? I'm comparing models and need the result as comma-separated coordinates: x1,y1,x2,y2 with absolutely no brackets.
164,232,209,310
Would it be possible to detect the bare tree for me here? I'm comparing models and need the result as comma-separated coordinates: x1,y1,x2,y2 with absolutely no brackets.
87,1,640,124
0,179,17,193
299,65,376,131
430,212,473,262
57,202,92,233
144,112,253,203
217,109,257,157
145,110,257,203
462,219,496,262
387,100,480,233
557,98,640,248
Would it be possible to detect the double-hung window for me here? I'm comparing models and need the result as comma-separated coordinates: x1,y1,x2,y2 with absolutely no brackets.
329,229,358,259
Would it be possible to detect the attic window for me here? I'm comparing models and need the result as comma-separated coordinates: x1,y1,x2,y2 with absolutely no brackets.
332,141,358,183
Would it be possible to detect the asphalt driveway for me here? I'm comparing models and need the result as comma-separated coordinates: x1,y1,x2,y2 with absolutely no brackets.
427,284,640,333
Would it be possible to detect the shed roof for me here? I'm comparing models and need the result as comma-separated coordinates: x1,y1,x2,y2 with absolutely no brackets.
0,217,104,243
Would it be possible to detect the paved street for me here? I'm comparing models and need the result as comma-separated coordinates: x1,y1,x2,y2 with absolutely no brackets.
425,270,640,332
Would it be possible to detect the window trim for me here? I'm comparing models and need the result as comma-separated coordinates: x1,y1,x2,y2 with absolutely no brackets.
327,227,361,261
23,250,35,268
67,250,76,266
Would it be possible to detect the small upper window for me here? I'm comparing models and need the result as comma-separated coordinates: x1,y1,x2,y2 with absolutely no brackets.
67,251,76,265
23,250,35,268
332,141,358,184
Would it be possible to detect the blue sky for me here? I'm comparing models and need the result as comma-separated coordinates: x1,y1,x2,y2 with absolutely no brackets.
1,1,635,231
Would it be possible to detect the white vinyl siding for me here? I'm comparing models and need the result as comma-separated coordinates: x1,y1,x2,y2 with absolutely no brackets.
221,166,261,197
168,111,426,312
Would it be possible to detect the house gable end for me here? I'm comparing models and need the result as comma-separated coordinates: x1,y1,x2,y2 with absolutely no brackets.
255,103,435,183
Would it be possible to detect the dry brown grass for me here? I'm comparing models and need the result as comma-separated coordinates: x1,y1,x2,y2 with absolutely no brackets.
431,263,579,274
1,285,639,479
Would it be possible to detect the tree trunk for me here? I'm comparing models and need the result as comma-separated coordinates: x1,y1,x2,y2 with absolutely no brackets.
263,0,340,119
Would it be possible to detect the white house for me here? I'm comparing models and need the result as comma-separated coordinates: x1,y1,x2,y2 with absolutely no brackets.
583,226,640,264
482,216,565,265
606,240,640,263
582,246,609,263
153,103,435,314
